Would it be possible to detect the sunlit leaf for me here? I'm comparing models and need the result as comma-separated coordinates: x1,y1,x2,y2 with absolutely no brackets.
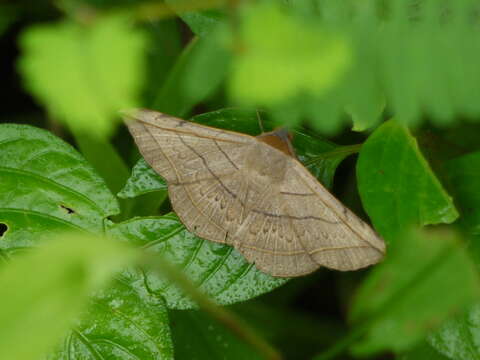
230,2,351,105
0,233,136,360
19,15,147,138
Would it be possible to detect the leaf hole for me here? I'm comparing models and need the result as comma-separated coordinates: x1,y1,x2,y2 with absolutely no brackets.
0,223,8,237
60,204,75,214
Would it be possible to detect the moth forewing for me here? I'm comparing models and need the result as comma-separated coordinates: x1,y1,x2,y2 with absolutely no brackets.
125,109,386,277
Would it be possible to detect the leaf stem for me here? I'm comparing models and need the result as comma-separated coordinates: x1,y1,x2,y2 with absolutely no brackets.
142,253,283,360
305,144,362,166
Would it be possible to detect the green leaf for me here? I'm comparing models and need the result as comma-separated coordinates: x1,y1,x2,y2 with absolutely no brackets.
170,309,263,360
118,155,168,199
0,4,16,36
357,120,459,240
18,15,147,138
0,124,119,245
230,2,351,105
445,151,480,234
72,130,131,196
49,276,174,360
232,300,344,360
349,229,480,356
0,233,136,360
108,214,287,309
401,340,451,360
164,0,226,37
421,152,480,360
151,34,230,117
427,304,480,360
143,19,183,106
119,108,356,199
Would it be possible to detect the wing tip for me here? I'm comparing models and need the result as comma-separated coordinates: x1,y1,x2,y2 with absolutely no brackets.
120,108,167,124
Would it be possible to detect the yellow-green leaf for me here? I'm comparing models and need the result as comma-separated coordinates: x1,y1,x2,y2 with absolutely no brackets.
19,15,147,138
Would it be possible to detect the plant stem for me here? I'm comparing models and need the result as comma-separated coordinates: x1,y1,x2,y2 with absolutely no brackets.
142,253,282,360
305,144,362,167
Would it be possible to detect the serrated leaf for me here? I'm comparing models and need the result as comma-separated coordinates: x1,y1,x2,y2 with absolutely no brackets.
0,124,119,248
119,108,355,198
108,214,287,309
357,120,459,240
170,309,263,360
48,276,174,360
230,2,351,105
18,15,147,138
0,233,136,360
350,229,480,356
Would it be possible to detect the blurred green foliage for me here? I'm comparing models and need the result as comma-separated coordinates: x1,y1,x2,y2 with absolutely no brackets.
1,0,480,359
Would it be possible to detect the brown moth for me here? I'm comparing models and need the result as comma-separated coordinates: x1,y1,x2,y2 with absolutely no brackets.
124,109,386,277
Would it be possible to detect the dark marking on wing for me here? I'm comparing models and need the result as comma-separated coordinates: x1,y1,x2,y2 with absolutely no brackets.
177,134,238,199
175,120,188,128
175,133,339,225
214,140,239,170
280,191,315,196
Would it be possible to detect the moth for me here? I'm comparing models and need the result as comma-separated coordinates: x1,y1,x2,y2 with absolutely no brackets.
124,109,386,277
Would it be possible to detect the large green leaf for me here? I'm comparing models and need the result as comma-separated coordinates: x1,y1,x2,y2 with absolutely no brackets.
119,108,356,199
0,124,119,248
349,229,480,356
357,119,458,240
18,15,147,138
169,309,263,360
0,233,136,360
108,214,286,309
48,275,174,360
0,124,174,359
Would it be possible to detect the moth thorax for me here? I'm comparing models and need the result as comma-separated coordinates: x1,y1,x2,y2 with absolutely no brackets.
245,144,287,183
